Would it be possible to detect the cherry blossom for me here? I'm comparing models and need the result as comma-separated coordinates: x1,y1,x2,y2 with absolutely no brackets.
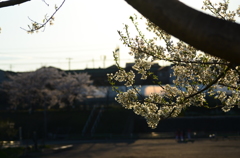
108,0,240,129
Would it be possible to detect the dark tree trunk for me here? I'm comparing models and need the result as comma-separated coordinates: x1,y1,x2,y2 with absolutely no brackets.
125,0,240,64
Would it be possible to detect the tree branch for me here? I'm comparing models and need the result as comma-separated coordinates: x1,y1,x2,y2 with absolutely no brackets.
184,65,231,100
125,0,240,64
20,0,66,33
0,0,31,8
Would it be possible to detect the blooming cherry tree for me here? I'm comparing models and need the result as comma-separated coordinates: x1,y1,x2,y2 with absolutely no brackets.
53,72,96,108
1,67,63,110
1,67,96,110
108,0,240,129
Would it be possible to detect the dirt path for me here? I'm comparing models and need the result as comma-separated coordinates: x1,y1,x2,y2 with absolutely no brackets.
39,139,240,158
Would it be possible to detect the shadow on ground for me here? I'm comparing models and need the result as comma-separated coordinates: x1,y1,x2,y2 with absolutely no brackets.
34,139,240,158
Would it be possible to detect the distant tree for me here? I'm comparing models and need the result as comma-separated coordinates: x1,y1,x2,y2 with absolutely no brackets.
1,67,96,110
52,72,97,108
108,0,240,128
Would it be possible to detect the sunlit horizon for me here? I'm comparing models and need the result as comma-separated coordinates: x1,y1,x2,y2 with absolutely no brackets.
0,0,239,72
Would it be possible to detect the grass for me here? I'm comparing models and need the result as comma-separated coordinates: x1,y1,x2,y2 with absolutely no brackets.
0,147,25,158
0,109,91,139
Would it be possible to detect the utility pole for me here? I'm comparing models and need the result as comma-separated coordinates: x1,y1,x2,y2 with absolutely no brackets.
66,58,72,71
92,59,95,68
101,55,106,68
115,46,120,65
9,64,12,71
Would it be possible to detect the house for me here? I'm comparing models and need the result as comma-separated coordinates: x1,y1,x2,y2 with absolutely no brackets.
157,65,175,84
67,63,174,86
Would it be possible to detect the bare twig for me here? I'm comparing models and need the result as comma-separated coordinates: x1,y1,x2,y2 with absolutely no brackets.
20,0,66,33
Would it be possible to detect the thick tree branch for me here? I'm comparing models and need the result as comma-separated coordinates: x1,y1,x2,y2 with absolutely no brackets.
125,0,240,65
0,0,31,8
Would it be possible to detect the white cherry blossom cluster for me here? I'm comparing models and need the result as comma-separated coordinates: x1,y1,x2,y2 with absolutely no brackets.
132,59,152,80
2,67,97,110
202,0,239,22
108,0,240,129
108,69,135,87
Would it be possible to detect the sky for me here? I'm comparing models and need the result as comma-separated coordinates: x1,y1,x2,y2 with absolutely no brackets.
0,0,239,72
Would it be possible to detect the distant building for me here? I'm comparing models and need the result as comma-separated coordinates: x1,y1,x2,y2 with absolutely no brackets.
67,63,174,86
157,65,175,84
0,63,174,86
66,65,118,86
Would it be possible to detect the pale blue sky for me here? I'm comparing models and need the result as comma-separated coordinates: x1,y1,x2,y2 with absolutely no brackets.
0,0,239,72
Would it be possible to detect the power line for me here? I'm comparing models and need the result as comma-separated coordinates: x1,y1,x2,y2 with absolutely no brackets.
0,46,117,54
0,58,135,66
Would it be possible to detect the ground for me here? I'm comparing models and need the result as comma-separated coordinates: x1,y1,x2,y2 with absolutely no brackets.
37,139,240,158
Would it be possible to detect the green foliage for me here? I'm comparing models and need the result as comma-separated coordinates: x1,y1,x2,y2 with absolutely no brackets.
0,121,18,141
